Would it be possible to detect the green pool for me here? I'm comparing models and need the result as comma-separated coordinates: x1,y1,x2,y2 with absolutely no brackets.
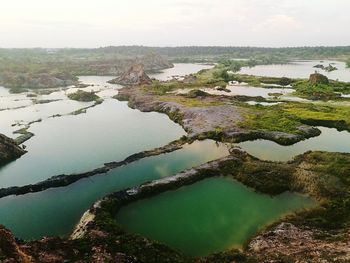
116,177,315,256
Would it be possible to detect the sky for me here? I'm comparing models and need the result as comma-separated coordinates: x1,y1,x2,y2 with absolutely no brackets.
0,0,349,48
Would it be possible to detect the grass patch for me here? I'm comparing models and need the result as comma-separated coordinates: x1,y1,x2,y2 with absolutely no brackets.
238,105,303,134
282,103,350,131
158,96,224,107
238,101,350,134
293,79,350,100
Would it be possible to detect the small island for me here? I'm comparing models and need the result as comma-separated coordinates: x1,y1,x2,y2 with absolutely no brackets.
67,90,100,102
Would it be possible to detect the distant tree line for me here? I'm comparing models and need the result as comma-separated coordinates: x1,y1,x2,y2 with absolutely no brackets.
1,46,350,62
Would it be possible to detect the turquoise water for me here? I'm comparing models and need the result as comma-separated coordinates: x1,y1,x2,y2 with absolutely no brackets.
0,140,229,239
0,99,186,187
0,64,214,187
117,177,315,256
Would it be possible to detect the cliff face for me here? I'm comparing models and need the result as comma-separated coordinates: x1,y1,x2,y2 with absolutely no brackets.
108,63,152,85
0,134,26,165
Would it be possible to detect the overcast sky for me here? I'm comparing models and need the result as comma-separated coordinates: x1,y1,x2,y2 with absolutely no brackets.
0,0,349,48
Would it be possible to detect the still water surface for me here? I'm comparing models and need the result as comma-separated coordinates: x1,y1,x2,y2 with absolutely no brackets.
117,177,314,256
239,60,350,82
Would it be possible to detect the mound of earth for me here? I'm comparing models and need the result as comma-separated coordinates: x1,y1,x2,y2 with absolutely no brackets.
108,63,152,85
309,72,329,85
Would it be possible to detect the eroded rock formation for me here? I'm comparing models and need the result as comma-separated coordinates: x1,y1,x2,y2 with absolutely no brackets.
108,63,152,85
0,134,26,165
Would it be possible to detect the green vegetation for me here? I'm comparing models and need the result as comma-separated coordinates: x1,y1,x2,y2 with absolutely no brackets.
293,79,350,100
346,60,350,68
289,152,350,230
159,96,224,108
80,46,350,62
238,101,350,135
239,107,303,135
67,90,100,102
283,103,350,131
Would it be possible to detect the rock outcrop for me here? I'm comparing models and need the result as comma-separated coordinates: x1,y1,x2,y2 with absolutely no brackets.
0,134,26,165
309,72,329,85
108,64,152,86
